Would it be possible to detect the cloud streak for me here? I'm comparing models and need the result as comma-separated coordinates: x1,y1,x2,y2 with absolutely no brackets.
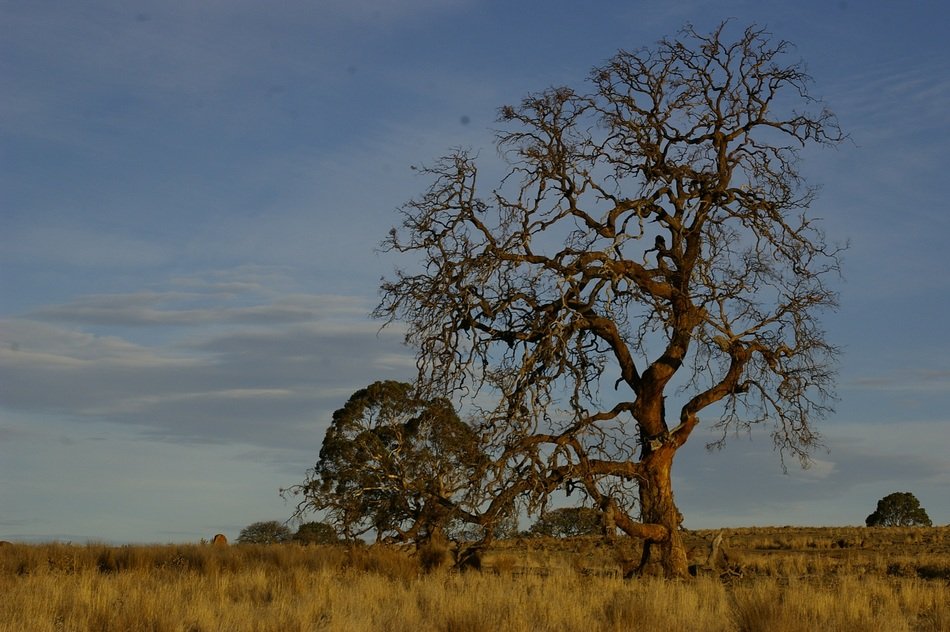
28,292,367,327
1,272,413,449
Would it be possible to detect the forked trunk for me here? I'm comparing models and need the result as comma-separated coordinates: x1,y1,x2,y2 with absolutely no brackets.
637,447,689,578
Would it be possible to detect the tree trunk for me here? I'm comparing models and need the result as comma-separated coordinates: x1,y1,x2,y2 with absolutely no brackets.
637,446,689,578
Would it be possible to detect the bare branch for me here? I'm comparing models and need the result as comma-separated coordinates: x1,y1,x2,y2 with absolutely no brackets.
376,22,843,577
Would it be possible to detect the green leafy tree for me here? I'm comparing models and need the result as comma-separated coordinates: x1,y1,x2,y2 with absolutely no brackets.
237,520,292,544
293,521,340,545
866,492,932,527
284,381,489,544
529,507,603,538
375,23,843,577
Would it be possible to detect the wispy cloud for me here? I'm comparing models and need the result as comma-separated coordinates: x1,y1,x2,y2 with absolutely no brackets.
28,292,367,327
1,272,413,448
788,50,950,306
848,370,950,393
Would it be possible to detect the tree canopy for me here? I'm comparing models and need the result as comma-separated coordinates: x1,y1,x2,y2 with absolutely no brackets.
375,23,843,577
284,381,489,544
866,492,932,527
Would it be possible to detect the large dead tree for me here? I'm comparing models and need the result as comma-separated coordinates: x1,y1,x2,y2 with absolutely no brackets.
375,23,843,577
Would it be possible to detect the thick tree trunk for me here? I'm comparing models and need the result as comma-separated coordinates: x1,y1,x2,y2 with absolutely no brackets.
637,446,689,578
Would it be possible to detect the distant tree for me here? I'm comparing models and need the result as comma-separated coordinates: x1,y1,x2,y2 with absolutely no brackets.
865,492,932,527
284,381,491,545
374,22,844,577
293,521,340,545
237,520,293,544
529,507,603,538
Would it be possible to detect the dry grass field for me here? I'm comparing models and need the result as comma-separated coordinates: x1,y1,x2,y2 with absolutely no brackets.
1,526,948,631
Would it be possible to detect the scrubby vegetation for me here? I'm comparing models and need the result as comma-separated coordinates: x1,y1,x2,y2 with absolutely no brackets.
1,526,948,631
527,507,604,538
236,520,293,545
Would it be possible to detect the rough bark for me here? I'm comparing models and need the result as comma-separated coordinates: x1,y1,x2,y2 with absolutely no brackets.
636,447,689,578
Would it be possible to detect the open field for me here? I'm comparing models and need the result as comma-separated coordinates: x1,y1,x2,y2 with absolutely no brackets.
1,526,948,631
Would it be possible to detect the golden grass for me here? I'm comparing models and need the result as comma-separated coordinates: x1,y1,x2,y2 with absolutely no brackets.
1,527,948,632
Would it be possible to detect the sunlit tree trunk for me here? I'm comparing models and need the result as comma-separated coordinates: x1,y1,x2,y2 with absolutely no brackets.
637,446,689,578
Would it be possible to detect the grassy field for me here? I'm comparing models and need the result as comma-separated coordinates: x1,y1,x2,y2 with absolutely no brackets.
1,526,948,631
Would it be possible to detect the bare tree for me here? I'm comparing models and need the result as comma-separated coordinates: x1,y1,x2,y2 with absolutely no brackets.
375,23,843,578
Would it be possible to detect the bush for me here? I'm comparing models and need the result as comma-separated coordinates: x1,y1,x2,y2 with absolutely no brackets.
237,521,293,544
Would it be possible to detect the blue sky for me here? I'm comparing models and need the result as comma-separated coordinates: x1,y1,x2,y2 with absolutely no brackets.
2,0,949,543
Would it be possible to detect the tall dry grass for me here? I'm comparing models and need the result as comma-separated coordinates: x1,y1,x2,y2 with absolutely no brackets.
1,529,948,632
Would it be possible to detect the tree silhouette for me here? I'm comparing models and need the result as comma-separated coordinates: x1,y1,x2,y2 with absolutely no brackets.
866,492,932,527
376,23,843,577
